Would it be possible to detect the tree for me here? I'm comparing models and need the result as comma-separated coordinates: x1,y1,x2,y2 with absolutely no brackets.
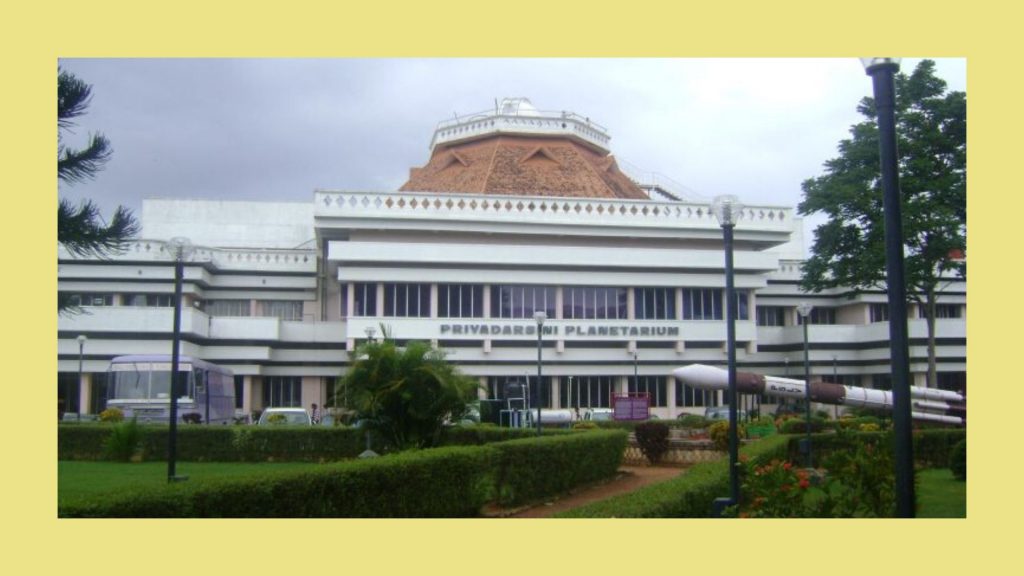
339,332,480,450
58,68,139,311
799,60,966,388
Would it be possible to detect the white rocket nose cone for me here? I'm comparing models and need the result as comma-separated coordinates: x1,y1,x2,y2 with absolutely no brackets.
671,364,729,391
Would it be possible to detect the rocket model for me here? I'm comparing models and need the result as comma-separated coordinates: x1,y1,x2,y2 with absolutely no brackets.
672,364,965,425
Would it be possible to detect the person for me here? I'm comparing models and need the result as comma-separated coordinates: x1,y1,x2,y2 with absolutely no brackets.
310,403,321,425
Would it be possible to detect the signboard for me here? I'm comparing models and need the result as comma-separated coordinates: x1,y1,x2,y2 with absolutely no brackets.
613,393,650,421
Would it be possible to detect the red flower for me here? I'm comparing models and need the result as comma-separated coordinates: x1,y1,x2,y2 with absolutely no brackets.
799,478,810,489
783,461,793,471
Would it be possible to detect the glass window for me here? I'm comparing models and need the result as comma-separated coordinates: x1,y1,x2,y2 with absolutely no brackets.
439,284,484,318
206,299,251,317
234,376,245,409
919,304,962,319
564,287,627,320
871,374,892,391
260,300,303,321
756,306,786,326
682,288,723,320
675,378,719,408
936,372,967,394
798,307,837,325
732,290,750,321
559,376,614,409
125,293,175,307
383,283,431,317
487,376,551,408
870,303,889,322
628,376,667,407
634,287,676,320
262,376,302,407
491,285,556,319
65,293,114,307
353,283,377,317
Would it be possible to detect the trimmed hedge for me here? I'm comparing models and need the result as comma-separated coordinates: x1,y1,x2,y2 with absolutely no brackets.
556,435,790,518
949,438,966,481
491,430,627,506
59,445,496,518
785,429,966,468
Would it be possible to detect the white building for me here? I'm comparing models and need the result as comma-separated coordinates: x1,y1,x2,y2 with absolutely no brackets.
56,98,967,420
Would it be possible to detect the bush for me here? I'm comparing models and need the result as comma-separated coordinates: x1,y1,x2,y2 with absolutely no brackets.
677,414,710,429
779,417,828,434
98,408,124,423
573,421,599,430
914,429,967,468
949,438,966,481
103,419,144,462
491,430,627,506
708,420,746,452
634,422,670,464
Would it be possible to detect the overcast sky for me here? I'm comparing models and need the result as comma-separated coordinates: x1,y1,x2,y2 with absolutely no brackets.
57,58,966,253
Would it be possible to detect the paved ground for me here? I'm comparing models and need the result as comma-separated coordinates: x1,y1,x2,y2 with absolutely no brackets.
483,465,688,518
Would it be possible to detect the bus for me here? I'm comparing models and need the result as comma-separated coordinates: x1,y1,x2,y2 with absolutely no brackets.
106,355,235,424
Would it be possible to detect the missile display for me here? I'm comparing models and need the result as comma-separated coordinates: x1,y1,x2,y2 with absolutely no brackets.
671,364,965,425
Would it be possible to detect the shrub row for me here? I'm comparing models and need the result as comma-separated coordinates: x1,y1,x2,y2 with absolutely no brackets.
784,429,966,468
59,429,627,517
58,424,545,462
556,434,790,518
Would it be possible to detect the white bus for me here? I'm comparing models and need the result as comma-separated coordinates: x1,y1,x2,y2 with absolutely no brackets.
106,355,235,424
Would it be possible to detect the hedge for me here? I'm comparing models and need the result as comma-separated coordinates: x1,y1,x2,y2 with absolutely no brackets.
59,445,496,518
491,429,627,506
58,429,627,517
556,434,790,518
58,423,547,462
785,429,966,468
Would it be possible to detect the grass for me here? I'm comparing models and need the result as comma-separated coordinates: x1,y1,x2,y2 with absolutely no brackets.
917,468,966,518
58,461,324,508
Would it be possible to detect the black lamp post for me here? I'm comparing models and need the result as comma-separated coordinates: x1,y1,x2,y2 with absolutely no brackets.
75,335,87,421
632,350,639,391
167,237,194,483
712,194,743,512
534,311,547,436
797,302,813,468
862,56,914,517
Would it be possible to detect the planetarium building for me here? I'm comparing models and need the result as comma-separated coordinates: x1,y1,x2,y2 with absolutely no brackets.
56,98,967,420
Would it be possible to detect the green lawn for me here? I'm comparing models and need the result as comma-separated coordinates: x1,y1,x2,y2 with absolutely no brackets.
58,461,324,508
917,468,966,518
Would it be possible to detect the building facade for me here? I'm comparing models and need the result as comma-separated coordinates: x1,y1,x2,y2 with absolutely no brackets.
56,99,967,420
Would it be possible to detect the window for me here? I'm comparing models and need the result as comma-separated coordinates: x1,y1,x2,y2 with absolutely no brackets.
871,374,892,391
628,376,667,407
384,283,431,317
64,293,114,307
206,299,251,317
682,288,723,320
870,303,889,322
732,290,750,321
260,300,303,321
756,306,786,326
563,286,627,320
675,379,718,408
234,376,245,409
560,376,615,409
125,293,175,307
339,287,348,318
353,283,377,317
262,376,301,407
488,376,551,408
634,287,676,320
919,304,962,319
936,372,966,394
798,307,837,325
491,285,556,319
438,284,484,318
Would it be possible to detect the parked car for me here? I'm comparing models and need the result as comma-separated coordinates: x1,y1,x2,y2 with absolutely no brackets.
704,406,747,421
257,407,312,426
583,408,614,422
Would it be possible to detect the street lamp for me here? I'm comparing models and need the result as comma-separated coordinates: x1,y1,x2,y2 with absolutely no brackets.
75,335,87,421
534,311,547,436
712,194,743,513
632,350,639,390
796,302,813,468
365,326,376,343
862,57,914,517
167,237,194,483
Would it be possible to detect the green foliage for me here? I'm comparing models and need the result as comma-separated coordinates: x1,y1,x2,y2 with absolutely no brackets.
677,414,710,429
98,408,124,423
818,432,896,517
708,420,746,452
342,338,480,450
914,428,967,468
778,417,828,435
733,459,818,518
634,422,670,464
60,446,497,518
491,430,627,507
103,419,144,462
557,435,790,518
573,421,599,430
949,438,966,481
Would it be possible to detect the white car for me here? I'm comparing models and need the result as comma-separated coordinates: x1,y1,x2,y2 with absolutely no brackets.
257,407,312,426
583,408,614,422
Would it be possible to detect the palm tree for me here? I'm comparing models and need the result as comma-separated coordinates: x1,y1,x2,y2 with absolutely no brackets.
341,334,479,450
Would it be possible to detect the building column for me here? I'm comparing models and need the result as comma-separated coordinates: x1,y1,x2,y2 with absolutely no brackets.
666,375,677,418
79,373,92,415
552,376,561,409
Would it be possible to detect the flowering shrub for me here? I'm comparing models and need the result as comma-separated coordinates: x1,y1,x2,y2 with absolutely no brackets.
736,458,815,517
858,423,880,432
99,408,124,423
708,420,746,452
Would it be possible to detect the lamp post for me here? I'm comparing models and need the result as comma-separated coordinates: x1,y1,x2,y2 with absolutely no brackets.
167,237,194,483
632,349,639,391
862,57,914,517
75,335,87,421
534,311,547,436
712,194,743,512
796,302,813,468
365,326,376,343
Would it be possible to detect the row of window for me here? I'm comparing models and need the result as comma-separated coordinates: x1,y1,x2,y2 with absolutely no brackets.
485,376,717,409
343,284,752,320
60,293,306,320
